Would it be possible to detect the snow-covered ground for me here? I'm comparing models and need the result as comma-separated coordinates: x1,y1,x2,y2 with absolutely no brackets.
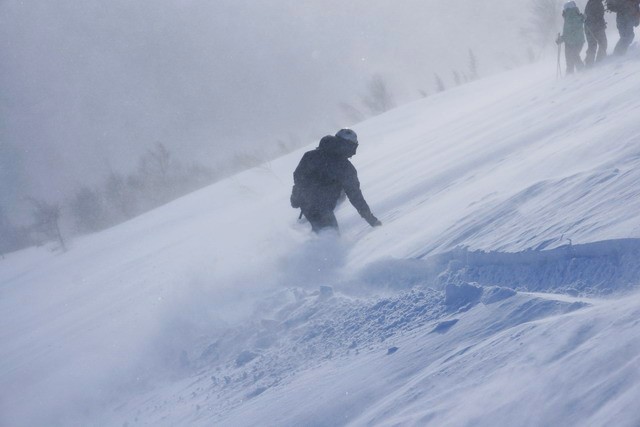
2,53,640,426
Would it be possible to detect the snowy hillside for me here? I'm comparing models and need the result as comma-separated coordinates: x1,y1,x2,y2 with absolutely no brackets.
2,54,640,426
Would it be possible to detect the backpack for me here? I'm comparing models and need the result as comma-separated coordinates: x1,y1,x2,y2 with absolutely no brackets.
290,184,303,209
606,0,623,12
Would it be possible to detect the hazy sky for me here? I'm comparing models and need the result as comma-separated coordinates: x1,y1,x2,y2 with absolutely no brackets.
1,0,538,214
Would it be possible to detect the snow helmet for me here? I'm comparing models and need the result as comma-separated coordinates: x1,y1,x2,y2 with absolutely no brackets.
335,128,358,145
563,1,577,10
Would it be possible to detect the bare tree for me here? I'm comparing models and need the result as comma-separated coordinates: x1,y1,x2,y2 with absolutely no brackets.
1,141,222,252
468,49,479,80
104,171,137,220
232,152,264,171
70,187,108,233
339,102,366,124
184,162,216,190
136,142,178,206
434,74,446,92
0,208,8,258
361,74,396,116
29,199,67,251
0,206,32,257
452,70,462,86
140,142,172,181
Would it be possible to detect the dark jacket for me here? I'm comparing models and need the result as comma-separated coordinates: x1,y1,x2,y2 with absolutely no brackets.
585,0,607,30
616,0,640,26
292,136,376,224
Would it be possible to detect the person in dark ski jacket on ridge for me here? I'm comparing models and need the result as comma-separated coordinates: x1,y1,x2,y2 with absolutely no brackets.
557,1,586,74
291,129,381,233
612,0,640,55
584,0,608,65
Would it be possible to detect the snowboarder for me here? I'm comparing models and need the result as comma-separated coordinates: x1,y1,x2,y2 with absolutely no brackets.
556,1,586,74
584,0,608,65
609,0,640,55
290,129,381,233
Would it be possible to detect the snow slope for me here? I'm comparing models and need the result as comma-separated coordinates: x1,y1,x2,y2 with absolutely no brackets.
2,53,640,426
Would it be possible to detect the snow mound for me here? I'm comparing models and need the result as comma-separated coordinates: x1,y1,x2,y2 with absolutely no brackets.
444,282,483,309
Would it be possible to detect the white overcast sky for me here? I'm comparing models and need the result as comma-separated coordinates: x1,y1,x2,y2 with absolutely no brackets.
1,0,539,210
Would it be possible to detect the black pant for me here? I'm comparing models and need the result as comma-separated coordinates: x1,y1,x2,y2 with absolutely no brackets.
303,209,338,233
585,26,607,66
565,43,584,74
615,15,637,55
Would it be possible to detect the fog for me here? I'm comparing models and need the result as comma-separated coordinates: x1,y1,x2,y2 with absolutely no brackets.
1,0,534,218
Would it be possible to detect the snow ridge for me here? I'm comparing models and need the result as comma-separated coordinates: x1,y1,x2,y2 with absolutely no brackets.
360,238,640,296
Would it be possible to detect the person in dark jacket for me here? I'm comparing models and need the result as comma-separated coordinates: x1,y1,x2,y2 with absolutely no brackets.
291,129,381,233
613,0,640,55
557,1,586,74
584,0,608,65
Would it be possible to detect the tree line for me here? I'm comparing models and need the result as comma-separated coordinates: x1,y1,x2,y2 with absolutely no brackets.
0,141,300,257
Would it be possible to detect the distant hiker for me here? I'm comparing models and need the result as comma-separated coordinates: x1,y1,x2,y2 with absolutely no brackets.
608,0,640,55
556,1,586,74
290,129,381,233
585,0,608,65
